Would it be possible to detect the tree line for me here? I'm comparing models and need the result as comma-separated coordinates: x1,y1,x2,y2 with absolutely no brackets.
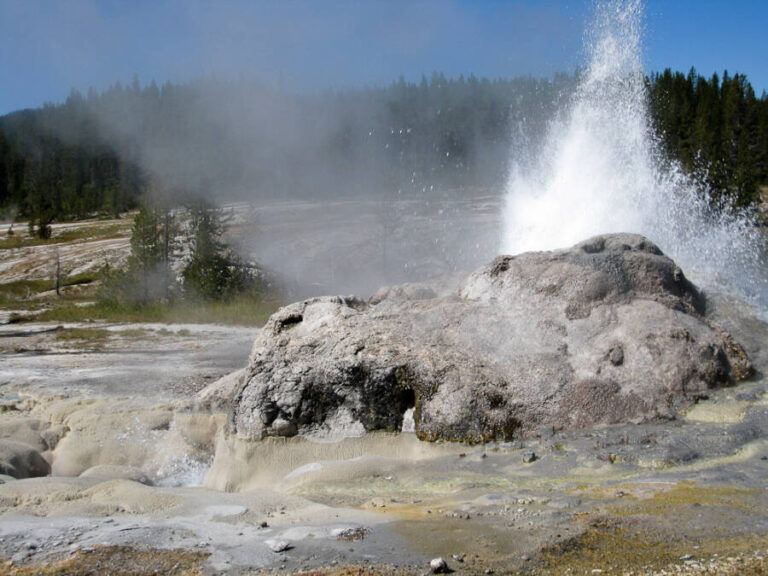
649,69,768,207
1,69,766,237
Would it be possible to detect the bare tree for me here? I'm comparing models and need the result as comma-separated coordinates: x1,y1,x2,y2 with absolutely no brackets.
54,248,62,296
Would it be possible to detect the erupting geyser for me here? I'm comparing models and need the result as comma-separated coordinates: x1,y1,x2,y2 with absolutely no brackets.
502,0,767,314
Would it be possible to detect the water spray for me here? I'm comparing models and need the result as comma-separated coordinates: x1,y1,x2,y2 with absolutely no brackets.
502,0,767,314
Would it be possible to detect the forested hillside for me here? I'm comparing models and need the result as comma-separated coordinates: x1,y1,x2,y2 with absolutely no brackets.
1,69,766,235
649,69,768,206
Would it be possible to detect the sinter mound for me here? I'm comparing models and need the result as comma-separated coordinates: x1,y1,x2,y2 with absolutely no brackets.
231,234,752,443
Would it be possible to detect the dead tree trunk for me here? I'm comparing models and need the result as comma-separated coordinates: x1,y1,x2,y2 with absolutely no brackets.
54,249,61,296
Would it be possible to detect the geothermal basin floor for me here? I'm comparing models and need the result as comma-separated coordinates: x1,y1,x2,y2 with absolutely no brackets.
0,317,767,575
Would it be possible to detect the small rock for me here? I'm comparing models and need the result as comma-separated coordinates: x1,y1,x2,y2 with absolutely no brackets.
331,527,369,541
451,554,465,563
271,418,298,437
430,557,449,573
522,451,538,463
259,521,269,528
680,554,694,561
265,539,292,553
609,346,624,366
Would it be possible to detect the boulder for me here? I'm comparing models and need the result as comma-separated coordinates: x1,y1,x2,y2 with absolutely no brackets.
196,369,246,412
231,234,752,443
0,440,51,479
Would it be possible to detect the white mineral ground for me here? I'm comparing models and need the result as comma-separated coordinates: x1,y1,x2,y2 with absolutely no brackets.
0,201,767,575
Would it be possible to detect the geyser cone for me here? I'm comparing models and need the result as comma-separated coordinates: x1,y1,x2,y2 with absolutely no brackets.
502,0,767,313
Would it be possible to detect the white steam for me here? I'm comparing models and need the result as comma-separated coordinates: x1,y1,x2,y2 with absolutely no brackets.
502,0,766,311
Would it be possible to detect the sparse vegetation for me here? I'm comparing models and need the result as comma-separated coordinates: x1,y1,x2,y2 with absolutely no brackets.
0,242,278,328
540,521,768,575
0,273,99,307
32,296,280,326
3,545,208,576
0,221,129,250
89,196,269,324
55,327,111,343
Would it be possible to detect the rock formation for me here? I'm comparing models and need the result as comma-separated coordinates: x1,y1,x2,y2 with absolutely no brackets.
231,234,752,443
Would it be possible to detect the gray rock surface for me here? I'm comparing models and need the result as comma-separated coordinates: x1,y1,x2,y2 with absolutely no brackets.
79,464,153,485
232,234,752,443
0,440,51,479
196,369,246,412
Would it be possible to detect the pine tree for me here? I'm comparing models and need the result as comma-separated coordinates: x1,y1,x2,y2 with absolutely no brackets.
182,200,252,300
100,199,176,306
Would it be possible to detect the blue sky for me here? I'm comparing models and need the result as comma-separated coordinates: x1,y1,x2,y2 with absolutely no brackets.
0,0,766,115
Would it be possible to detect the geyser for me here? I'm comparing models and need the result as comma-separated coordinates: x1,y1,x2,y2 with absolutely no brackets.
502,0,766,313
232,234,752,443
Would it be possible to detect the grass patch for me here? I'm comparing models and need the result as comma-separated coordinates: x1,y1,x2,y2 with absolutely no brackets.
34,295,281,327
63,272,100,286
0,273,99,298
114,328,151,338
0,279,53,305
609,481,757,517
0,222,130,250
0,274,100,307
4,545,207,576
56,327,111,342
540,520,768,575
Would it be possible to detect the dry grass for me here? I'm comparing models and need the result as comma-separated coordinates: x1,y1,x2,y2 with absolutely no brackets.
0,274,99,307
540,481,768,575
1,545,208,576
55,327,111,343
540,523,768,575
34,296,281,327
0,222,130,251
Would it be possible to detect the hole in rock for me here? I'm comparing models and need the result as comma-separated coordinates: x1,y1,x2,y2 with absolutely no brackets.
399,388,416,411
